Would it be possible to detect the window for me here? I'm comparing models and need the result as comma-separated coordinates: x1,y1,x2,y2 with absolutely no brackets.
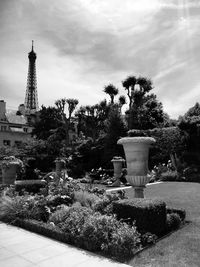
1,126,7,131
3,140,11,146
23,128,28,133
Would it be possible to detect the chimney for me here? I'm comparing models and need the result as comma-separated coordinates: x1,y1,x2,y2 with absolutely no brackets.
0,100,6,121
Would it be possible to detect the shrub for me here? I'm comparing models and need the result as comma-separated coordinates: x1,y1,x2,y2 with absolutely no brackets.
113,198,167,236
55,206,93,244
102,221,141,259
0,195,31,222
74,190,100,208
140,232,157,247
160,171,178,182
166,207,186,221
80,213,119,251
166,213,182,231
15,183,46,194
49,205,70,225
93,191,126,215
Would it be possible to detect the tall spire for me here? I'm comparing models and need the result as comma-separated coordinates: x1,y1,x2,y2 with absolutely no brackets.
24,41,39,114
32,40,34,51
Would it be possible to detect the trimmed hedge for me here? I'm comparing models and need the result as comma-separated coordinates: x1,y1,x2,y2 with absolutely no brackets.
113,198,166,236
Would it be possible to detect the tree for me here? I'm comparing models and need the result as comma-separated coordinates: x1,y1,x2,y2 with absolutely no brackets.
118,95,126,113
178,102,200,165
122,75,164,130
32,105,62,140
104,84,119,104
103,106,127,165
76,99,110,140
55,98,79,145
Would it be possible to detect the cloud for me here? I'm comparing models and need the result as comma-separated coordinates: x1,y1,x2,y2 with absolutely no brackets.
0,0,200,118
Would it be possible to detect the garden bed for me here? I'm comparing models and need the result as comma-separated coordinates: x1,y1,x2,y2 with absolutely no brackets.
0,181,186,263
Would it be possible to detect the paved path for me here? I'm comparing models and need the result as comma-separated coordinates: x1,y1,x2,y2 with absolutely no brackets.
0,222,130,267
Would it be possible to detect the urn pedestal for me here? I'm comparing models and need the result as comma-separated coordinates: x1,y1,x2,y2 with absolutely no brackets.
2,164,18,185
111,157,125,187
117,137,155,198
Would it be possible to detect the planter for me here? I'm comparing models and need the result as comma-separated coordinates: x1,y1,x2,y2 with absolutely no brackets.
2,163,19,185
117,137,155,198
55,159,66,174
111,157,125,187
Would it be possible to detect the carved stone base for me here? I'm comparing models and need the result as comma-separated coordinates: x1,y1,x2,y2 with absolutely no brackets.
134,186,145,198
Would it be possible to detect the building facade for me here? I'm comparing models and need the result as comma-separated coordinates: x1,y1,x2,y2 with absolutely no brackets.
0,100,33,147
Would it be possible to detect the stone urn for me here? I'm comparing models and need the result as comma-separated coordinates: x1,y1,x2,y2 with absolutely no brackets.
117,137,155,198
1,156,23,185
54,158,66,183
111,157,125,187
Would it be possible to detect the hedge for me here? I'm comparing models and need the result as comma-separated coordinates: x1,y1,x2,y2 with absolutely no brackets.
113,198,166,236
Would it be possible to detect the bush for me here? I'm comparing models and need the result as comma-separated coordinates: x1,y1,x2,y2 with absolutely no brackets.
140,232,157,247
113,198,167,236
166,213,182,231
160,171,178,182
15,182,46,194
74,190,100,208
49,205,71,225
80,213,118,251
102,220,141,259
166,207,186,221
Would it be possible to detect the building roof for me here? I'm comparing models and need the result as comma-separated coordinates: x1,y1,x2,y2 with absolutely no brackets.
6,110,28,125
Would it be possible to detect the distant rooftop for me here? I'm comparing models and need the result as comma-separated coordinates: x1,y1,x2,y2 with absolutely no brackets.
6,110,28,125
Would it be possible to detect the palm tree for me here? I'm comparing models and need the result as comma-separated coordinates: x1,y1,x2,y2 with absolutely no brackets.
122,76,137,110
104,84,119,104
118,95,126,113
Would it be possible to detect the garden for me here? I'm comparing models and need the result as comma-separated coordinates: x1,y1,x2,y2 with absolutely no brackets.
0,75,200,264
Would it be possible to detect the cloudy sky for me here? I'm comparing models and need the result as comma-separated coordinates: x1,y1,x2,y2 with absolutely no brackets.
0,0,200,118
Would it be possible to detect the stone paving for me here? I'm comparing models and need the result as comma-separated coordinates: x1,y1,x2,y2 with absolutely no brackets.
0,222,130,267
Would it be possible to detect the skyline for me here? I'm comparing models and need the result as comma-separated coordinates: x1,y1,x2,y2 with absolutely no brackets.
1,0,200,118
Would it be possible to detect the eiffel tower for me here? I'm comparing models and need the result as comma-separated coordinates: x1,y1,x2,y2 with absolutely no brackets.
24,41,39,114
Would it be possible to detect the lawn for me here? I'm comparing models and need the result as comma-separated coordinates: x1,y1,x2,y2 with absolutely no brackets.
124,182,200,267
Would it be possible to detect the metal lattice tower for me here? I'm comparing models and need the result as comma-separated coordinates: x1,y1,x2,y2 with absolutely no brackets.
24,40,39,114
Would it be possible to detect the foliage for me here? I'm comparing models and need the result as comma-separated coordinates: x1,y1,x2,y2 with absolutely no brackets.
31,105,62,140
55,98,79,145
178,102,200,165
1,156,23,170
138,127,187,168
122,75,164,129
104,84,119,104
140,232,157,247
113,198,167,236
166,207,186,221
166,213,182,231
15,182,46,194
76,100,110,140
74,190,100,208
160,171,179,182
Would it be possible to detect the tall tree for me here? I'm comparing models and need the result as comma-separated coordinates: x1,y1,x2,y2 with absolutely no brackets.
76,99,109,140
104,84,119,104
122,75,163,130
55,98,79,145
118,95,126,113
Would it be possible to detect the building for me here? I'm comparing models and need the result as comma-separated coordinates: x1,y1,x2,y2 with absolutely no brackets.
0,41,39,147
0,100,33,147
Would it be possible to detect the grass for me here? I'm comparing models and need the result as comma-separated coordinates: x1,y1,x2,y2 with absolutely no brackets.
124,182,200,267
